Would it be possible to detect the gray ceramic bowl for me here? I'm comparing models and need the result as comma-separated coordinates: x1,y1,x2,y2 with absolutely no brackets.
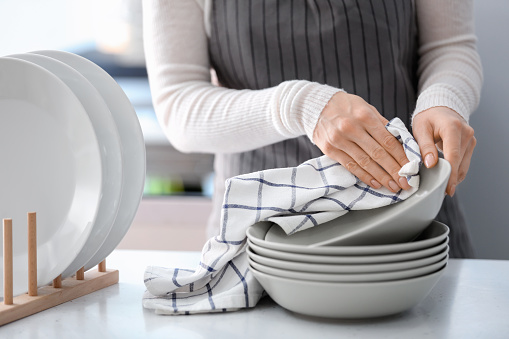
247,220,450,256
246,245,449,273
250,263,447,318
264,159,451,246
248,255,448,282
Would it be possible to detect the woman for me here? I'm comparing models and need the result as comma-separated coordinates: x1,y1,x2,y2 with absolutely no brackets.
143,0,482,258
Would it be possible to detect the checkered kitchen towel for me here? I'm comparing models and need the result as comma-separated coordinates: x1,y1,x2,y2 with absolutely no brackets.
142,118,422,314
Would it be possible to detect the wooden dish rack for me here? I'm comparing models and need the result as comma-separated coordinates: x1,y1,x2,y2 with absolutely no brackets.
0,212,119,326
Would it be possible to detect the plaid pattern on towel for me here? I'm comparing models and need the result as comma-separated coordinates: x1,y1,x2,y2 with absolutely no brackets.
142,118,422,314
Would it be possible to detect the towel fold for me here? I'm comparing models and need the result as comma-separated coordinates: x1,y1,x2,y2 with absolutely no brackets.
142,118,422,314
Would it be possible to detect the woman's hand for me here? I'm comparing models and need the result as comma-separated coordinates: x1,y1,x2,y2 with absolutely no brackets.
313,92,411,193
412,106,476,197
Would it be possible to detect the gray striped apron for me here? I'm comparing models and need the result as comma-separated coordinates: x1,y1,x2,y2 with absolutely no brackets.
207,0,475,258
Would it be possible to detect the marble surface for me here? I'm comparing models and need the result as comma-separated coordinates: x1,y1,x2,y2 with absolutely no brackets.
1,250,508,338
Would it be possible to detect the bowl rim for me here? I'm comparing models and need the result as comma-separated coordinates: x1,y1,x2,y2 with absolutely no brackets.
247,220,450,255
249,260,448,287
246,245,449,273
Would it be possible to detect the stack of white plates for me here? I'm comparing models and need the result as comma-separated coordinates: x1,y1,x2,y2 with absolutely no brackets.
0,51,145,297
246,159,451,319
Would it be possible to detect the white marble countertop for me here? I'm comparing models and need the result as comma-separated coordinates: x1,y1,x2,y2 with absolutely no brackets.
1,250,508,338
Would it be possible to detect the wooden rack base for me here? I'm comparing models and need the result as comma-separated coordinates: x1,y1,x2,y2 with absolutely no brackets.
0,268,119,326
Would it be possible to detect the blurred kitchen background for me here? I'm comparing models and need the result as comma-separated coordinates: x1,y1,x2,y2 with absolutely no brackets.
1,0,507,259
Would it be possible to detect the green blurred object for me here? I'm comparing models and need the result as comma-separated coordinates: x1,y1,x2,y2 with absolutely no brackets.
143,175,185,195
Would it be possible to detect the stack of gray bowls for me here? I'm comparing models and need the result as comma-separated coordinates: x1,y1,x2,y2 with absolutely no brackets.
246,159,452,319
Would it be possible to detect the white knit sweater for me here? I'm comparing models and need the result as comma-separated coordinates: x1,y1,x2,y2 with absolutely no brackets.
142,0,483,155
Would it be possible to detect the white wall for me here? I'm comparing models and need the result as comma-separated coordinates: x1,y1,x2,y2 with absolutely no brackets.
457,0,509,259
0,0,98,55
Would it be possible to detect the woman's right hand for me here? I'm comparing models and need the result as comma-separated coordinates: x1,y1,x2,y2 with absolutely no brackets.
313,92,412,193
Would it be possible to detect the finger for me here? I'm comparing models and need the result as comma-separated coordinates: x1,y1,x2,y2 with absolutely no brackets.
321,118,408,192
412,119,439,169
347,142,407,192
375,109,390,126
354,134,411,191
436,140,443,153
369,123,410,168
327,148,383,189
458,125,475,170
443,122,475,196
372,106,409,166
368,117,412,190
457,136,476,184
441,126,462,196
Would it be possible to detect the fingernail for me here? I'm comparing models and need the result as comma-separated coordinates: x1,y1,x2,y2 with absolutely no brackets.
389,180,400,192
399,177,408,189
371,179,382,189
424,153,435,168
450,184,456,197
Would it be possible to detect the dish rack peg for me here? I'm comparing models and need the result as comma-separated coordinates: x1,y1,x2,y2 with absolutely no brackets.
0,212,119,326
53,275,62,288
3,218,13,305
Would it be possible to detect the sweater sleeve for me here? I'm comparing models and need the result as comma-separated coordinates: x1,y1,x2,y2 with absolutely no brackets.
413,0,483,122
142,0,340,154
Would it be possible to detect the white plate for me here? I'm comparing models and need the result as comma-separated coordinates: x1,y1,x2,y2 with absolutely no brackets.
247,220,449,256
264,159,451,246
9,53,123,278
0,57,102,296
31,50,146,271
246,246,449,273
247,239,448,264
250,264,446,318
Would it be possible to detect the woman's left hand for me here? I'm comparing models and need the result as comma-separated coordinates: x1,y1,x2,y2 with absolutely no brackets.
412,106,476,197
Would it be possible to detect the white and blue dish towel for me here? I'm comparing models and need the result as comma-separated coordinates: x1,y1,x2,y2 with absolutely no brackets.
142,118,422,314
